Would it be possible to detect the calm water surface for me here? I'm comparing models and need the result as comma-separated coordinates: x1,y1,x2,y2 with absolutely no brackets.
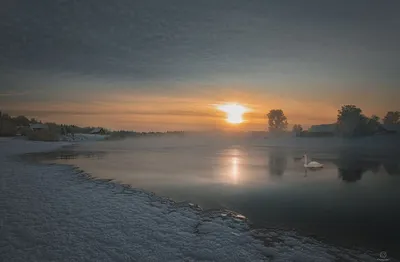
36,135,400,257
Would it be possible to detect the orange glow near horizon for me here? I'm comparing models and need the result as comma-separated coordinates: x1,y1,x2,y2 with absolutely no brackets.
217,103,248,124
3,82,394,132
2,95,341,131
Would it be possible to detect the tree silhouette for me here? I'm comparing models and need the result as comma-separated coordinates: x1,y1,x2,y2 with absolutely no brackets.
370,115,380,122
13,115,30,126
0,115,17,136
337,105,380,137
267,109,288,133
292,124,303,135
366,115,381,133
383,111,400,125
337,105,363,137
30,118,39,124
1,113,11,120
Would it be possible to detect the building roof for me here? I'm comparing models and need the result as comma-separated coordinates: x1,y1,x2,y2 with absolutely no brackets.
382,124,400,133
90,128,104,134
308,124,337,133
30,124,49,129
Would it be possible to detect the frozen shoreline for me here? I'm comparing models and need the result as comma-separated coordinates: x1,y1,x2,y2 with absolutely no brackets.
0,139,385,261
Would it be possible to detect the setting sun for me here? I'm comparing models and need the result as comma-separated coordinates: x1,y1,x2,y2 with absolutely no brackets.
217,103,248,124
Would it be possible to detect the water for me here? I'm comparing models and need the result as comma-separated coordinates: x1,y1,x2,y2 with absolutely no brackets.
33,135,400,258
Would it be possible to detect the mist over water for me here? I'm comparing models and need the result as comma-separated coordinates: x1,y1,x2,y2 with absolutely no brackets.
39,134,400,257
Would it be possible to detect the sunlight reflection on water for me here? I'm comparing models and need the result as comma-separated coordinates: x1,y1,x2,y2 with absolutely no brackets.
231,157,239,184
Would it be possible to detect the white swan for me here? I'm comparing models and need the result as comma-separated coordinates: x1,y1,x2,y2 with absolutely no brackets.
303,154,323,168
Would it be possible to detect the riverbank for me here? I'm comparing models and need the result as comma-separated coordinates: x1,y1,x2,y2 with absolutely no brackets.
0,138,385,261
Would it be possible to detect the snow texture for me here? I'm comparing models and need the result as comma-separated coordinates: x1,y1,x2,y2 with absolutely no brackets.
59,133,108,142
0,138,388,261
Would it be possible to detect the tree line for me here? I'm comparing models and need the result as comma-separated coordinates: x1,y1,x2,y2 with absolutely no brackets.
0,111,184,139
0,111,103,137
266,106,400,137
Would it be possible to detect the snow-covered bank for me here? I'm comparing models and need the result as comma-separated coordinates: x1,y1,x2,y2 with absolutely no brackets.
0,138,70,156
59,133,108,142
0,139,385,261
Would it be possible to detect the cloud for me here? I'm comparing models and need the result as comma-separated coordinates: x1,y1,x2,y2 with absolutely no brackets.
1,0,399,83
5,109,216,118
0,91,33,96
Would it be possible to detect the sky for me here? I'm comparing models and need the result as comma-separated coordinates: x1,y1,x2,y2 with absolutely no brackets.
1,0,399,131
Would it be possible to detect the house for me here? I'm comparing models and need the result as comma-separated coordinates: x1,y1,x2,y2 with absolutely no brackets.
308,124,337,133
90,128,106,135
16,125,31,136
299,124,337,137
30,123,49,132
250,131,268,138
377,124,400,134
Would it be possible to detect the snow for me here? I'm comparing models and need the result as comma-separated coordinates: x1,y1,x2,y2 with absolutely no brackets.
0,138,389,261
59,133,108,142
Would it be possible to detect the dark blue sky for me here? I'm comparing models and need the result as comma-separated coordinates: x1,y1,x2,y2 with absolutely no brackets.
0,0,399,130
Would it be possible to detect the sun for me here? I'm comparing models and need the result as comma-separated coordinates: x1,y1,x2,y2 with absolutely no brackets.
217,103,248,124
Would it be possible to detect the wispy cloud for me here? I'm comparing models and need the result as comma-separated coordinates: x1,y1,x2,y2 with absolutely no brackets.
6,109,217,118
0,90,35,97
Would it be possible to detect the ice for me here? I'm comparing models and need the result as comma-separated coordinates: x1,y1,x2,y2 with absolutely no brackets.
0,138,390,261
